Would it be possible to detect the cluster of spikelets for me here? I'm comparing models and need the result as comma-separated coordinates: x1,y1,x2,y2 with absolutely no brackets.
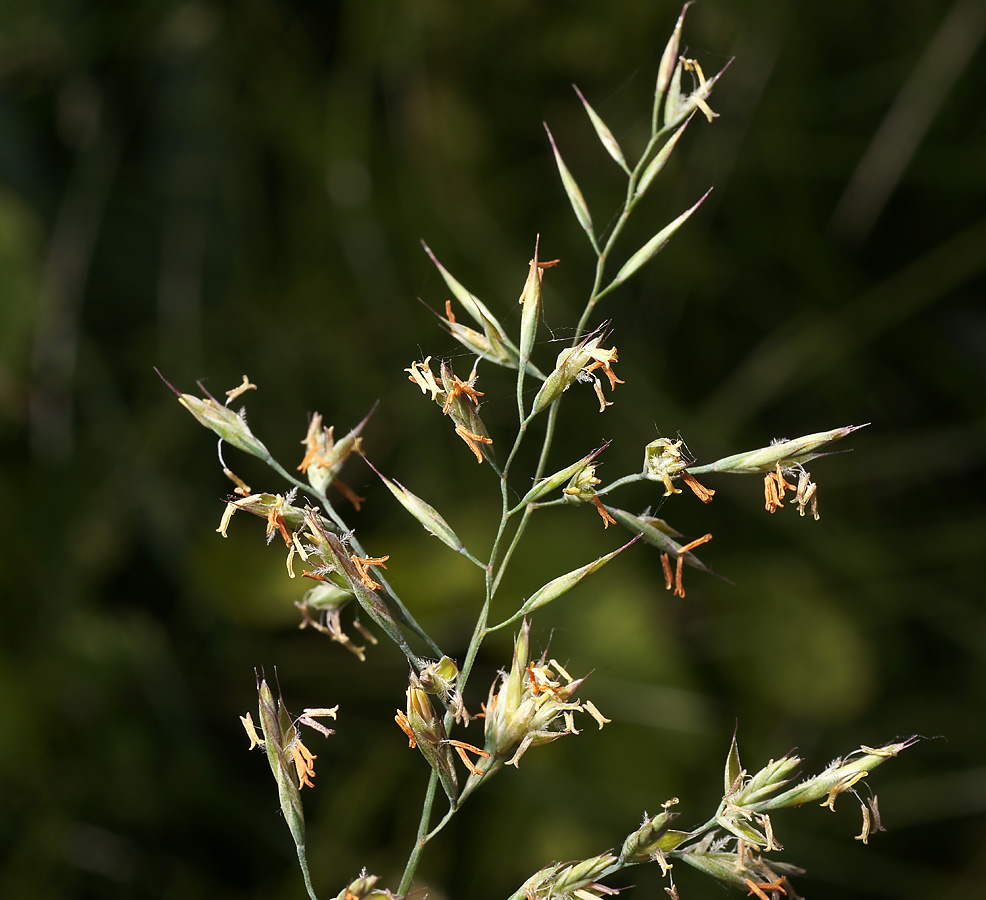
235,664,916,900
164,4,915,899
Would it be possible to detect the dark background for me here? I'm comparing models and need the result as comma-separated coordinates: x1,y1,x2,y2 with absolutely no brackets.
1,1,984,898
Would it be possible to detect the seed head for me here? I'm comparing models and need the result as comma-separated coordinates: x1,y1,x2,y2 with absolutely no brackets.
481,621,600,768
395,673,459,802
643,438,689,497
297,407,373,498
173,376,270,461
530,332,623,417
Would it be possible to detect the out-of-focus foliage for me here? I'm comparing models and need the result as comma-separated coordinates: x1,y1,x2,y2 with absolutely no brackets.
1,1,983,899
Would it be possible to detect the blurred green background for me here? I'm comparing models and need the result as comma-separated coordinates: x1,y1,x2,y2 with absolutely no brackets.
1,1,984,898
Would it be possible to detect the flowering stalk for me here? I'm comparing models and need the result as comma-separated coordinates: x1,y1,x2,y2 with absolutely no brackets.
170,6,914,899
